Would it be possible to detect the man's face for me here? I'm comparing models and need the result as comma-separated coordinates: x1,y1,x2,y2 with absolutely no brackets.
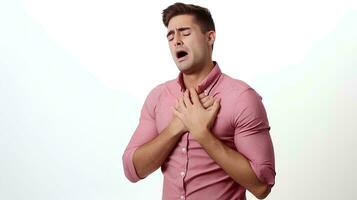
166,14,214,74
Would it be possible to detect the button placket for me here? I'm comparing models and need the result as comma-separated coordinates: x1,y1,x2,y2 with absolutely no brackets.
180,132,189,198
179,132,188,197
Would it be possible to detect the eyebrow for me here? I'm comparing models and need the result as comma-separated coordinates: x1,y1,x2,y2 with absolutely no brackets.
166,27,191,38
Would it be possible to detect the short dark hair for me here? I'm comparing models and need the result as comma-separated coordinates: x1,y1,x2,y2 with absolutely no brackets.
162,2,215,34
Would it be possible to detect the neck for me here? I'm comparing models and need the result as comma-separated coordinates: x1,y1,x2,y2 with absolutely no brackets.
183,60,215,90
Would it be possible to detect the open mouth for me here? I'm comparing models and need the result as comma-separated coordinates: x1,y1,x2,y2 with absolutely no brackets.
176,50,188,61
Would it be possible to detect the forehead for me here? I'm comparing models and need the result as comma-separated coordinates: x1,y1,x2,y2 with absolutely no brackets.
167,14,199,30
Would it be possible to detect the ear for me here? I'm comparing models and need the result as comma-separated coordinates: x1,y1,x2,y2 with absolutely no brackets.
207,31,216,46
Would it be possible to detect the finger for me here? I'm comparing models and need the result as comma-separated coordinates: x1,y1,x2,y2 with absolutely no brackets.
175,98,181,111
183,89,192,107
202,97,215,109
200,95,213,104
200,95,210,103
189,87,201,106
210,98,221,116
172,106,184,119
178,96,186,109
175,98,179,107
198,92,207,99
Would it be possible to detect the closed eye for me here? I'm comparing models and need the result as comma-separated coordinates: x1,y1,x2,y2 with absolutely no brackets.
167,34,174,41
181,29,191,36
182,32,191,36
166,27,192,41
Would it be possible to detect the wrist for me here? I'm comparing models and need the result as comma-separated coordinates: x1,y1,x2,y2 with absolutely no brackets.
168,121,186,136
192,127,211,143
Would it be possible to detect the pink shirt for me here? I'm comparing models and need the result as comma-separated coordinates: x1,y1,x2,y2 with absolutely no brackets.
122,62,275,200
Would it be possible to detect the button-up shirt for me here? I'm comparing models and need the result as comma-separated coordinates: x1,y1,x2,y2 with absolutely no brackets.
122,62,276,200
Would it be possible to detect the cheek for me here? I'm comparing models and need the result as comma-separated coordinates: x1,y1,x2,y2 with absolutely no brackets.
169,48,176,57
191,45,204,58
192,39,205,50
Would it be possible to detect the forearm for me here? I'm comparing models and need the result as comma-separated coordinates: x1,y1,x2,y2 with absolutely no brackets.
133,124,184,179
197,130,270,199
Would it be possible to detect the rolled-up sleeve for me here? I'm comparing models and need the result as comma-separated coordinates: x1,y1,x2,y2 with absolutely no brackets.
122,84,163,182
233,88,276,187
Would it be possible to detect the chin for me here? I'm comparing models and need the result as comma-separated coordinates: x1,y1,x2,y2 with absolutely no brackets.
176,64,190,73
176,61,193,72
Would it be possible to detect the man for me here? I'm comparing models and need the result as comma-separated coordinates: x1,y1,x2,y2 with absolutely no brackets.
122,2,275,200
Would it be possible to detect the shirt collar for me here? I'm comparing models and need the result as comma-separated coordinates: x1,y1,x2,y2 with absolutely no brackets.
176,61,222,94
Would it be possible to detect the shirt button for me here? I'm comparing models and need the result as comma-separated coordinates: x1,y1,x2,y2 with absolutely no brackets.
180,195,185,200
180,171,185,176
204,89,208,95
181,148,186,152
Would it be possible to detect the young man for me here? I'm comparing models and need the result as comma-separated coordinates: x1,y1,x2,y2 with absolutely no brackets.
123,3,276,200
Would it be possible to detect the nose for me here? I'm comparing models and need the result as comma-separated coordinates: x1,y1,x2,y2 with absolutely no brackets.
174,40,183,47
174,34,183,47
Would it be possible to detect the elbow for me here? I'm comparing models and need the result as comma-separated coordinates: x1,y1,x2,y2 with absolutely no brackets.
252,184,271,199
249,163,275,199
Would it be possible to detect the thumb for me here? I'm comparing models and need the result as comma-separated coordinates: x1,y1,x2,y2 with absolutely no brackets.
210,98,221,115
171,106,183,119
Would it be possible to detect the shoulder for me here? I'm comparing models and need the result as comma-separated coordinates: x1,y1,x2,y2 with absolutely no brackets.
144,77,176,106
145,82,165,103
219,74,266,120
220,73,261,99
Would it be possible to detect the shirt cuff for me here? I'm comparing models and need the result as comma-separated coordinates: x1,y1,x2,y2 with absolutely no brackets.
123,147,143,183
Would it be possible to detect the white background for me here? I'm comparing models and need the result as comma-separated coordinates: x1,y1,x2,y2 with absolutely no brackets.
1,0,357,199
